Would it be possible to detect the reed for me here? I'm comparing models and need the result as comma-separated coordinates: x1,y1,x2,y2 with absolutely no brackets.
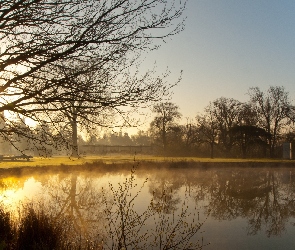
0,203,105,250
0,205,15,250
16,205,64,250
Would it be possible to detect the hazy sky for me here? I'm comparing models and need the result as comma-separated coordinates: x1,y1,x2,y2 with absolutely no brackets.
141,0,295,119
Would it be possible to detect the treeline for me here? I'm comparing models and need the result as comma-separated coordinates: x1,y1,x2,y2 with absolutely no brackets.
84,86,295,159
5,86,295,159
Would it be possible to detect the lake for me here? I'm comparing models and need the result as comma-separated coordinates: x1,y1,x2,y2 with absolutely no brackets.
0,162,295,249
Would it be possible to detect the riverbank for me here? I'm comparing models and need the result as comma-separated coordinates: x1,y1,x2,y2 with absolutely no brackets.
0,155,294,169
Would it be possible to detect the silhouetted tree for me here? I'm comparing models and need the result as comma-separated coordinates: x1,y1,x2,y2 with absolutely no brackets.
237,103,259,126
196,110,219,158
131,130,151,146
230,125,270,158
248,86,292,157
150,102,182,153
181,119,200,153
211,97,242,155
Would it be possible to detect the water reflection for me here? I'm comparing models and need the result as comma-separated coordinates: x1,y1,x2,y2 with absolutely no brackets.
1,165,295,249
44,173,104,239
148,170,182,214
195,169,295,237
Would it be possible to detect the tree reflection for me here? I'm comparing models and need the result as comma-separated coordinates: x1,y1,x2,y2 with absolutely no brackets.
101,168,207,249
246,171,293,237
44,173,104,242
36,168,207,249
2,164,295,246
188,168,295,237
148,169,182,214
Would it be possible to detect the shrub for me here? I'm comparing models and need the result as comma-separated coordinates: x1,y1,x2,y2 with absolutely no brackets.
16,205,64,250
0,205,15,250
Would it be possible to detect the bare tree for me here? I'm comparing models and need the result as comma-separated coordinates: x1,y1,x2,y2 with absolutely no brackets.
150,102,181,152
237,103,259,126
248,86,292,157
196,108,219,159
231,103,269,158
181,118,200,151
230,125,270,158
211,97,242,155
196,98,241,157
0,0,187,153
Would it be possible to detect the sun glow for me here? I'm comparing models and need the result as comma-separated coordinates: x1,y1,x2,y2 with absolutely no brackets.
0,177,42,210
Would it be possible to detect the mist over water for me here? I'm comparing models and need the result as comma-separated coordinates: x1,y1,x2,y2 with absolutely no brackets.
1,164,295,249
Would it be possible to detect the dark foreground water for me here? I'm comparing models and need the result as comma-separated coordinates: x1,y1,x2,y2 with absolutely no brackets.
1,163,295,249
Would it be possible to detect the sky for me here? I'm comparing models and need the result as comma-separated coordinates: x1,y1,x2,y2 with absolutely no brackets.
140,0,295,120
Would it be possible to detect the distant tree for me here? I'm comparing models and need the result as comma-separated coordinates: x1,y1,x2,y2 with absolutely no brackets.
49,60,179,156
248,86,292,157
196,109,219,158
48,66,114,156
237,103,258,126
210,97,242,155
150,102,182,152
181,119,200,151
86,134,100,145
167,124,184,154
131,130,151,146
105,130,132,146
3,116,33,155
230,125,271,158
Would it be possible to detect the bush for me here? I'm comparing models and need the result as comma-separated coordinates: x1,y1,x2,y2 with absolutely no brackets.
16,205,64,250
0,203,102,250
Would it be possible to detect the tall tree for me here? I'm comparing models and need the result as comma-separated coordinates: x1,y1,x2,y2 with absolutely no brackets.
181,119,200,151
230,125,270,158
237,103,258,126
0,0,187,153
211,97,242,155
248,86,292,157
196,109,219,158
150,102,181,152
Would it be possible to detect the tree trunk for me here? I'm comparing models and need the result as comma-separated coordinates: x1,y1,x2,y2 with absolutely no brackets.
242,145,247,159
71,110,79,157
162,117,167,153
210,142,214,159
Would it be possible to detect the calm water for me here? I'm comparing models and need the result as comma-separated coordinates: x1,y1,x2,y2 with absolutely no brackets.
1,165,295,249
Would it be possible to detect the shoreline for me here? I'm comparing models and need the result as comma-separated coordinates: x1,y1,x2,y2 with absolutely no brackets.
98,155,295,164
0,157,293,176
0,155,294,169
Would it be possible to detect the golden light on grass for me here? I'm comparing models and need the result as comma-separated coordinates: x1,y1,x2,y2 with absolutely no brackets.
0,155,293,169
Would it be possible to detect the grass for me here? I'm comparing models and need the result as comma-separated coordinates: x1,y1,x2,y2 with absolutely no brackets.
0,154,293,169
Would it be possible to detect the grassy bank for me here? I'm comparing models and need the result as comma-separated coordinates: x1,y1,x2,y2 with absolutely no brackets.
0,155,293,169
